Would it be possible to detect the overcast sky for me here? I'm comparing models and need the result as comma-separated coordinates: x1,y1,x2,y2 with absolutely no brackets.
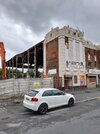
0,0,100,60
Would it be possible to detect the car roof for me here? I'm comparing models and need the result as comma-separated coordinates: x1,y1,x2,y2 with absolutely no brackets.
32,88,57,92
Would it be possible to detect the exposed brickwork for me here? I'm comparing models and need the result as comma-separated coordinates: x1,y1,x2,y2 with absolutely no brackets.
45,27,100,89
97,50,100,69
46,38,59,75
85,47,98,69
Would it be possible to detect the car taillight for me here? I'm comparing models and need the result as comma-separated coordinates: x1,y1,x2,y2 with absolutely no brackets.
31,97,38,102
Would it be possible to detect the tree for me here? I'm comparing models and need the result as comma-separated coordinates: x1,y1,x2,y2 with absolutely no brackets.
0,68,43,80
29,69,34,78
28,69,42,78
6,69,22,79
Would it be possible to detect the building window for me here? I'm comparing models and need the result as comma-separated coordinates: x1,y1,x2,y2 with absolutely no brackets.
88,53,91,61
74,75,78,84
95,61,97,67
65,36,69,49
87,61,91,67
65,36,68,43
73,32,76,36
94,55,97,61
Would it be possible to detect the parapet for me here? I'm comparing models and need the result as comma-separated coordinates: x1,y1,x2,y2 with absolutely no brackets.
45,26,84,43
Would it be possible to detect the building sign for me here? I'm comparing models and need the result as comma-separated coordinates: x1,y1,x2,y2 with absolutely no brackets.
66,61,84,69
88,69,100,74
80,75,86,86
48,69,57,75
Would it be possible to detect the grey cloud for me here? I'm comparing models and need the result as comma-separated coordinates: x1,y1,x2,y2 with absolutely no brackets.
0,0,100,42
0,0,61,33
0,0,85,32
0,0,100,58
0,14,36,60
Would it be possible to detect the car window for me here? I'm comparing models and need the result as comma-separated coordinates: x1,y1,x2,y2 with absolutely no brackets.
27,90,38,97
52,90,65,96
42,90,53,97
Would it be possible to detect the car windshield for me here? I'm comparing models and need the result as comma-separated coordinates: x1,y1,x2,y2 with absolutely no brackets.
27,90,38,97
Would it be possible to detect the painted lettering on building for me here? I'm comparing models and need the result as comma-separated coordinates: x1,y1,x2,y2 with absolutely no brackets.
66,61,84,69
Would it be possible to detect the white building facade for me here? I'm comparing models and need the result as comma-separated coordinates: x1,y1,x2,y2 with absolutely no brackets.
44,26,87,89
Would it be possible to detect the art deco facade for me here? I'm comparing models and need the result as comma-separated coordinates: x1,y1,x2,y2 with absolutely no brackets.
43,26,100,89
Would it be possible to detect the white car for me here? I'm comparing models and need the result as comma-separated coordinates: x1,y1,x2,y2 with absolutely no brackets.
23,88,75,114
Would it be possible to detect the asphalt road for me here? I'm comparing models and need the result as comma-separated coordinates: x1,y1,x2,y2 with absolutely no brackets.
0,92,100,134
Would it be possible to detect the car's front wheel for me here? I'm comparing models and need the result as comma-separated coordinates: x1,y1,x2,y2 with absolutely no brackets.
68,98,74,107
38,103,48,114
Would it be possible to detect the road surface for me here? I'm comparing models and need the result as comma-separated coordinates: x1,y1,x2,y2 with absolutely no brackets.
0,90,100,134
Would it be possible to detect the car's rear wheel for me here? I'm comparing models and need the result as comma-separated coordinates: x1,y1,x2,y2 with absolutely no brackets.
38,103,48,114
68,98,74,107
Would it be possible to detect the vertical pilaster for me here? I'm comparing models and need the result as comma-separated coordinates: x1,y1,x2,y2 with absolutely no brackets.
27,51,30,78
8,61,11,78
58,36,66,77
12,58,14,78
22,56,24,78
16,56,18,78
34,47,36,78
43,41,46,75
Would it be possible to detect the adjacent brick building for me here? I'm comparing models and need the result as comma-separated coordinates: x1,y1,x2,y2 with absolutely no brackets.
85,41,100,88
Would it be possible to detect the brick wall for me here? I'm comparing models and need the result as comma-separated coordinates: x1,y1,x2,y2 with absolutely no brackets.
97,50,100,69
46,38,59,75
85,47,98,69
